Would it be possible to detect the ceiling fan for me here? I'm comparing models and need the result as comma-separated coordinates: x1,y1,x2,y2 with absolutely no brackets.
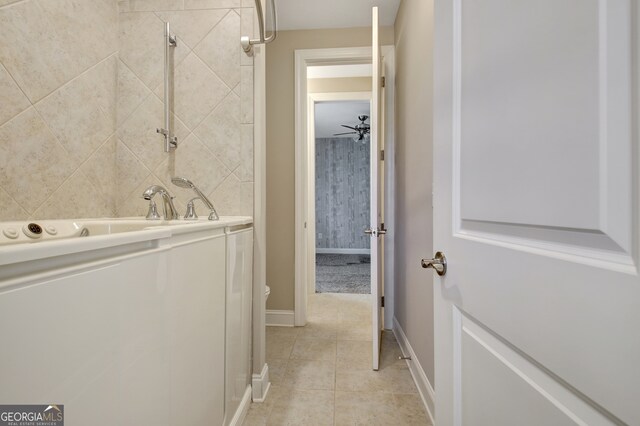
334,115,370,142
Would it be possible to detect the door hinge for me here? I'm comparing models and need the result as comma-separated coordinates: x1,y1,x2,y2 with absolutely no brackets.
380,149,385,161
381,296,385,307
381,76,386,88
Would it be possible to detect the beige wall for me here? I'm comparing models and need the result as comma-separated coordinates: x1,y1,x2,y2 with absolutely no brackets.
0,0,254,220
308,77,372,93
266,27,394,311
393,0,435,385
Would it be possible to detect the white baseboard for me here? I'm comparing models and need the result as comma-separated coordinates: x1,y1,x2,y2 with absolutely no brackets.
228,385,252,426
266,309,295,327
393,317,435,424
316,248,371,255
252,363,271,402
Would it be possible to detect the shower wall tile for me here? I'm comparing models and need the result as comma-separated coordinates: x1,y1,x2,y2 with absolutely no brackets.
37,0,118,65
35,56,117,164
80,136,118,215
116,140,152,204
0,0,117,103
184,0,241,9
153,133,231,206
0,63,30,127
0,187,28,222
0,0,118,220
315,138,370,250
153,52,230,130
117,60,151,126
194,92,242,170
211,173,253,216
128,0,184,12
155,9,227,47
234,123,254,182
194,10,240,88
0,108,77,214
31,170,112,220
119,11,189,90
0,0,21,7
0,0,83,103
118,1,130,13
117,95,190,171
240,65,254,123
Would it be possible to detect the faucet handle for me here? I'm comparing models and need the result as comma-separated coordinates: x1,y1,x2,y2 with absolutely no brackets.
184,198,199,220
146,200,161,220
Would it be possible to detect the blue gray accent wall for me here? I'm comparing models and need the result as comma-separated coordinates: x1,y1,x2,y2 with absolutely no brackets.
315,137,370,250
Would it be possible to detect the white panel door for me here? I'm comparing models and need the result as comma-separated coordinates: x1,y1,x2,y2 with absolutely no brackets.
370,5,383,371
432,1,638,425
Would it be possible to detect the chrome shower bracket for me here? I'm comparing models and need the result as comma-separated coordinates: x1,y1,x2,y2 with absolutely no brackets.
158,22,178,152
156,128,178,149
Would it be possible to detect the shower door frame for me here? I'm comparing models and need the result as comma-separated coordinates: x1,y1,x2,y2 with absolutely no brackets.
294,46,396,328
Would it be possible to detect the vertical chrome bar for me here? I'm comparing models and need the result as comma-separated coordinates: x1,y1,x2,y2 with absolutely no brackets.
157,22,177,152
163,22,171,152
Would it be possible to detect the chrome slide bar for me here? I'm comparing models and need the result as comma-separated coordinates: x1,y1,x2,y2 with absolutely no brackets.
157,22,178,152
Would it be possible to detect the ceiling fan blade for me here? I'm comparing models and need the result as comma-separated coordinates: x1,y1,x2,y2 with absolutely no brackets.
333,132,357,136
341,125,357,130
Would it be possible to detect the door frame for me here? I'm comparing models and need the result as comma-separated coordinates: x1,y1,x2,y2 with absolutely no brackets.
294,46,396,327
307,91,374,297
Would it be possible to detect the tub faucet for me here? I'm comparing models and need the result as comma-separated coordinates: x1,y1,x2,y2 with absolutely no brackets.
171,177,219,221
142,185,179,220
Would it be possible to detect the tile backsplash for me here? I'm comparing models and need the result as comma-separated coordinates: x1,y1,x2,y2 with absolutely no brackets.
0,0,254,221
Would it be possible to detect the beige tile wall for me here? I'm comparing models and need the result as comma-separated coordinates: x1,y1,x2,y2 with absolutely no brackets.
0,0,254,220
117,0,254,218
0,0,118,220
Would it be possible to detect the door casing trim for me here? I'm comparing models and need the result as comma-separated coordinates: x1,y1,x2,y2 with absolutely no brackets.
294,46,396,327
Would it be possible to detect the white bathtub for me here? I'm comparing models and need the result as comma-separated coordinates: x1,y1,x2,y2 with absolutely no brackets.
0,217,253,426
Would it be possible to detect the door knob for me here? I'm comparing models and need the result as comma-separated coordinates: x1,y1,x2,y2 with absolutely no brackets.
421,251,447,276
364,228,374,235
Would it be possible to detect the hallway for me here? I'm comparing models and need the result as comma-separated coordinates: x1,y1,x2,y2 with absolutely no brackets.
243,293,431,425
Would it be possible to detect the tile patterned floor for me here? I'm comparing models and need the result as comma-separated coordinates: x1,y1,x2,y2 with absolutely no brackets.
243,293,432,425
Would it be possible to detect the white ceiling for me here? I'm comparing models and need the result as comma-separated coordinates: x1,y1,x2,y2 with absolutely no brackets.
314,101,370,138
307,64,372,79
276,0,401,31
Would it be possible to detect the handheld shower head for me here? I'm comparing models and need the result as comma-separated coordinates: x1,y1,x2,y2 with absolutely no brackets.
171,176,219,221
171,177,194,189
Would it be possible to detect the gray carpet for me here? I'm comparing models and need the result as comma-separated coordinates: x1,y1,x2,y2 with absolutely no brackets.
315,254,371,294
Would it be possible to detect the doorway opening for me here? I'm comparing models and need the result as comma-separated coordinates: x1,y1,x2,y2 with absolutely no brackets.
294,44,395,371
313,99,372,294
294,46,395,327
